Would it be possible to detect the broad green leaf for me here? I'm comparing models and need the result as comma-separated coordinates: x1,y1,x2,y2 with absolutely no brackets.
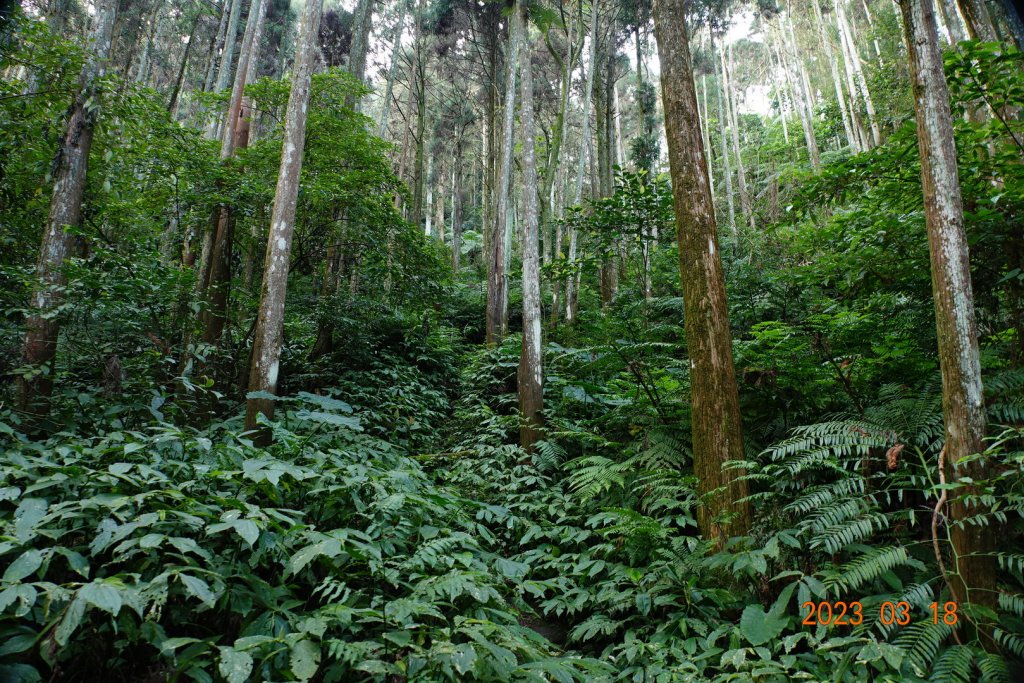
218,646,253,683
54,597,86,646
80,581,123,616
740,604,786,646
178,574,216,608
290,639,320,682
3,548,43,582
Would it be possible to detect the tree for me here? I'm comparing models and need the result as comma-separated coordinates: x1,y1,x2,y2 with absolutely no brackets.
486,0,521,345
16,0,118,420
245,0,323,437
898,0,997,614
517,0,542,451
653,0,751,542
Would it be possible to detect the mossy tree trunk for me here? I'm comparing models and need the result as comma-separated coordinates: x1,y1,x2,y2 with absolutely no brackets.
653,0,751,543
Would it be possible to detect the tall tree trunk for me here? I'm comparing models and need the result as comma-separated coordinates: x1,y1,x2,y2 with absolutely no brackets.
780,12,822,170
899,0,997,616
410,0,427,229
347,0,376,109
936,0,969,42
168,12,202,116
565,2,598,324
812,0,857,151
376,0,407,136
17,0,117,420
836,0,882,147
452,142,464,270
486,3,520,344
956,0,998,40
721,41,756,227
204,0,231,94
654,0,751,542
714,34,737,244
517,0,543,451
246,0,322,438
201,0,265,346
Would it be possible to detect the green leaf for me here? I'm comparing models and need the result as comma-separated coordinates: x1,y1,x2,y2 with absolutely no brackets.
3,548,43,582
178,574,216,608
54,597,86,646
218,646,254,683
80,581,122,616
233,520,259,548
740,603,786,646
14,499,47,543
290,639,321,681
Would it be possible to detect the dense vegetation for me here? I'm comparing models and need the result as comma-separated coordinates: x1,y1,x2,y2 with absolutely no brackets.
1,0,1024,680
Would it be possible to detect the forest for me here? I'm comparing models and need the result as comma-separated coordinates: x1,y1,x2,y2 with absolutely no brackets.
1,0,1023,679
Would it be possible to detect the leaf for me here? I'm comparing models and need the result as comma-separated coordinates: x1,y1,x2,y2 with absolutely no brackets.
53,547,90,578
295,410,362,431
451,643,477,675
0,585,36,614
233,520,259,548
14,499,47,543
54,597,86,646
635,593,652,616
290,639,321,682
494,557,529,581
289,539,342,575
3,548,43,582
80,582,122,616
218,646,254,683
178,574,216,608
740,603,787,646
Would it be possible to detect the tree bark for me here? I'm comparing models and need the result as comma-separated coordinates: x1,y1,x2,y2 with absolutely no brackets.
654,0,751,542
246,0,322,437
812,0,857,151
168,12,203,116
836,0,882,147
376,0,407,137
17,0,117,420
347,0,376,109
201,0,266,346
899,0,997,616
956,0,998,41
486,2,520,344
565,1,598,324
517,0,543,452
714,33,737,242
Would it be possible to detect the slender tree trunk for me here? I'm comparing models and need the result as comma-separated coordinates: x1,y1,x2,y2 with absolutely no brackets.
17,0,117,420
517,0,543,451
565,2,598,324
411,0,427,229
201,0,265,346
899,0,997,617
812,0,857,151
721,42,756,227
453,143,464,270
836,0,882,147
204,0,231,93
937,0,969,42
956,0,998,41
246,0,322,437
714,34,737,243
486,3,520,344
347,0,376,109
168,12,202,116
780,13,822,170
376,0,407,136
654,0,751,542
